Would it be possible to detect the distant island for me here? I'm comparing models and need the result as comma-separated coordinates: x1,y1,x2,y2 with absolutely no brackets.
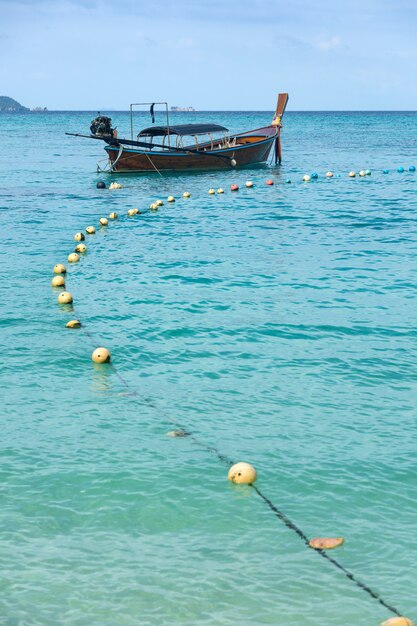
170,106,195,112
0,96,30,112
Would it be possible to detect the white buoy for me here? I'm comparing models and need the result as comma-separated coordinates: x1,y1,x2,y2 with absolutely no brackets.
127,208,139,216
183,191,191,198
75,243,87,253
74,232,85,242
326,172,334,178
150,203,158,211
348,171,356,177
208,189,216,195
51,275,65,288
228,462,257,485
99,217,109,226
58,291,73,304
53,263,66,275
217,188,224,194
156,199,163,206
359,170,366,177
67,252,80,263
86,226,96,234
166,430,190,437
92,347,111,363
109,212,118,219
303,175,311,182
245,181,254,188
167,196,175,202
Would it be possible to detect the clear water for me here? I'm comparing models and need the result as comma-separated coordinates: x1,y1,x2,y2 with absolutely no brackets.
0,110,416,626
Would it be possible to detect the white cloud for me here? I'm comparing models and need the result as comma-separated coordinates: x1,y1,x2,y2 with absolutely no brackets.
316,36,341,51
175,37,195,49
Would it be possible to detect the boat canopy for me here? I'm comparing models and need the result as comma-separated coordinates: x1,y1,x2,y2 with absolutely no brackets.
138,123,228,138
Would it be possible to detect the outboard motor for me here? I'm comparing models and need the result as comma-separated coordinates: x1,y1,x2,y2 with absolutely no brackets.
90,113,114,137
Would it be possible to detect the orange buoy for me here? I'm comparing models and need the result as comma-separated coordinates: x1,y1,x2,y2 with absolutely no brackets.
309,537,345,550
230,184,239,192
380,618,414,626
266,179,274,185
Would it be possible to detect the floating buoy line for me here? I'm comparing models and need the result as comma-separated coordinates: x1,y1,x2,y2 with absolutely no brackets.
50,172,415,626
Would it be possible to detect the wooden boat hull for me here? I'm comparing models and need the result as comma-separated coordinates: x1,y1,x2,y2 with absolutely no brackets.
105,129,276,173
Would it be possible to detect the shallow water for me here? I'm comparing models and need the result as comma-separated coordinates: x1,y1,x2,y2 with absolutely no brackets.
0,110,416,625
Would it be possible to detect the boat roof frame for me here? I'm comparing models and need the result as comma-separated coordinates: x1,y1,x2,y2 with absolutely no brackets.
130,101,171,145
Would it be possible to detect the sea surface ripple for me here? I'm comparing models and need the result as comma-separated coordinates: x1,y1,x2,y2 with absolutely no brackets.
0,110,416,625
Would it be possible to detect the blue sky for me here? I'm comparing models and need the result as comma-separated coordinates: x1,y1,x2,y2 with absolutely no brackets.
1,0,416,110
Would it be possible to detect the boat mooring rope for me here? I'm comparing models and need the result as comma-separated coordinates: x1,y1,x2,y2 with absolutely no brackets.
54,175,414,624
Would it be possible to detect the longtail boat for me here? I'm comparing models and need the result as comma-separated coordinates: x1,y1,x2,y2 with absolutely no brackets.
67,93,288,173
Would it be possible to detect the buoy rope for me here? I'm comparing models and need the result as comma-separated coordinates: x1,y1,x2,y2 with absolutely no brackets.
110,144,125,172
76,302,404,615
60,192,409,622
252,486,401,617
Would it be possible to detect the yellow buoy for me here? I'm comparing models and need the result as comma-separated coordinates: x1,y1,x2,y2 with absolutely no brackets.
53,263,66,275
309,537,345,550
92,347,111,363
58,291,73,304
303,175,311,182
359,170,366,177
348,171,356,177
68,252,80,263
74,232,85,242
245,181,254,188
86,226,96,234
228,462,257,485
75,243,87,254
208,189,216,195
217,188,224,194
156,199,163,206
109,212,118,219
99,217,108,226
326,171,334,178
51,275,65,288
183,191,191,198
380,618,414,626
167,196,175,202
66,319,81,328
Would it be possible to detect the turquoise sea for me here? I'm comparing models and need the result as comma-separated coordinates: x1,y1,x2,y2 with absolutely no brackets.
0,110,416,626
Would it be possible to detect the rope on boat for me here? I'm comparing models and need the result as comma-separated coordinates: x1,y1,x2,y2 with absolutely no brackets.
110,143,125,172
59,199,405,623
144,151,163,177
